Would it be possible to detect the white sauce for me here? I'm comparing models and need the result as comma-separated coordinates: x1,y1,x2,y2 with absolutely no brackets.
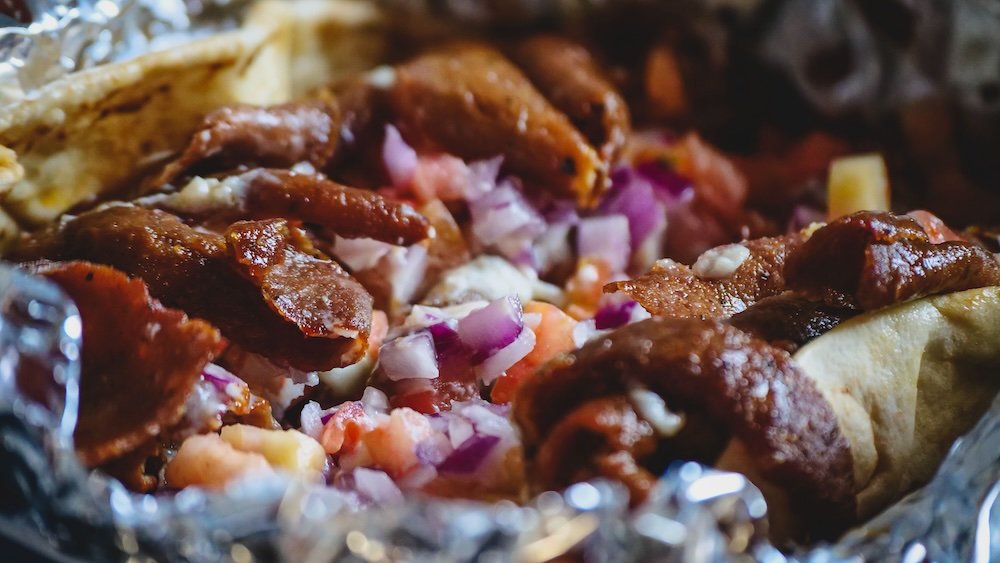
691,243,751,279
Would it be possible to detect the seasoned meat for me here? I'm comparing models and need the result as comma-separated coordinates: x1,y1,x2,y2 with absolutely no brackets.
785,211,1000,310
729,293,858,352
144,169,430,246
513,317,854,535
509,35,630,165
28,261,223,467
605,234,806,319
16,206,371,371
388,43,605,206
150,101,340,188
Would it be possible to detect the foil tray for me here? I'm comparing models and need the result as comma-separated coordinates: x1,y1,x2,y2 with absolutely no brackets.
1,1,1000,561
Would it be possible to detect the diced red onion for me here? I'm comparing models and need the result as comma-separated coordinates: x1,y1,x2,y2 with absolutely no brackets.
634,161,693,198
428,321,465,363
600,175,668,249
385,244,428,305
457,295,523,360
361,387,389,414
396,464,438,489
577,214,631,273
415,433,453,466
379,330,439,381
352,467,405,505
458,403,513,438
594,300,639,330
465,155,503,200
469,182,546,246
383,125,418,187
476,326,536,385
201,363,242,394
333,236,394,271
448,415,475,448
532,222,574,276
299,401,325,441
437,434,501,475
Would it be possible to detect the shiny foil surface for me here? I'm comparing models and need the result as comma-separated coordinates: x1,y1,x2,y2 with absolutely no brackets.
1,1,1000,561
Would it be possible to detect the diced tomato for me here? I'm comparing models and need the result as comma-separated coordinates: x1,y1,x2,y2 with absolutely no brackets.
492,302,577,404
391,390,438,414
369,310,389,357
565,257,614,320
363,408,434,477
319,402,375,455
907,210,964,244
411,154,471,202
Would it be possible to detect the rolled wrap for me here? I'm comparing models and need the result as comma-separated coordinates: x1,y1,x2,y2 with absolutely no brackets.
513,286,1000,540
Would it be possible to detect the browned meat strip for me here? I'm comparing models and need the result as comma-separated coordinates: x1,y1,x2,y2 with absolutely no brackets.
509,35,630,165
785,211,1000,310
150,101,340,188
16,207,371,371
388,43,605,206
140,169,431,246
513,317,854,536
535,397,659,502
28,261,223,467
605,234,806,319
729,293,858,352
226,219,370,339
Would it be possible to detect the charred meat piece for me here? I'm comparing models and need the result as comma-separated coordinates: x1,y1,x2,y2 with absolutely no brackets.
29,261,224,467
509,35,630,165
606,234,806,319
150,101,340,188
388,43,605,206
785,211,1000,310
226,219,370,339
142,169,431,246
16,206,371,371
729,293,858,353
513,317,854,535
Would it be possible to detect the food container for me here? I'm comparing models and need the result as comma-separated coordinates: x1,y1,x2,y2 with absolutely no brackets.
1,1,999,561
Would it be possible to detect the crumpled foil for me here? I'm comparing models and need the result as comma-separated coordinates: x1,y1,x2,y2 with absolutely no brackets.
2,1,1000,561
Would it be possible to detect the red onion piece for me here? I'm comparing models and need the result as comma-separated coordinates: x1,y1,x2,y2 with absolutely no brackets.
594,300,639,330
201,363,241,393
299,401,325,440
465,155,504,200
447,415,475,448
577,214,631,273
469,182,546,247
634,161,693,198
383,125,418,187
351,467,405,505
600,174,668,248
787,204,826,233
379,330,439,381
437,434,501,475
457,295,524,360
415,433,453,466
361,387,390,414
333,236,394,271
476,326,536,385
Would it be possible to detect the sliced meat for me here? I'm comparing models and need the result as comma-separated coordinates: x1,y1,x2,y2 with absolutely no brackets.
29,261,223,467
729,293,858,353
605,234,806,319
150,101,340,188
388,42,604,206
785,211,1000,310
226,219,371,339
509,35,630,165
15,206,371,371
513,317,854,536
139,169,431,246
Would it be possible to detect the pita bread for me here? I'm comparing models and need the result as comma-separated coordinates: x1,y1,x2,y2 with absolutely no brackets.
794,285,1000,519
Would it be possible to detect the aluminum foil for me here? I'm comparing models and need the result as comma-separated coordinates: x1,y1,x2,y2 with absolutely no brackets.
2,1,1000,562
